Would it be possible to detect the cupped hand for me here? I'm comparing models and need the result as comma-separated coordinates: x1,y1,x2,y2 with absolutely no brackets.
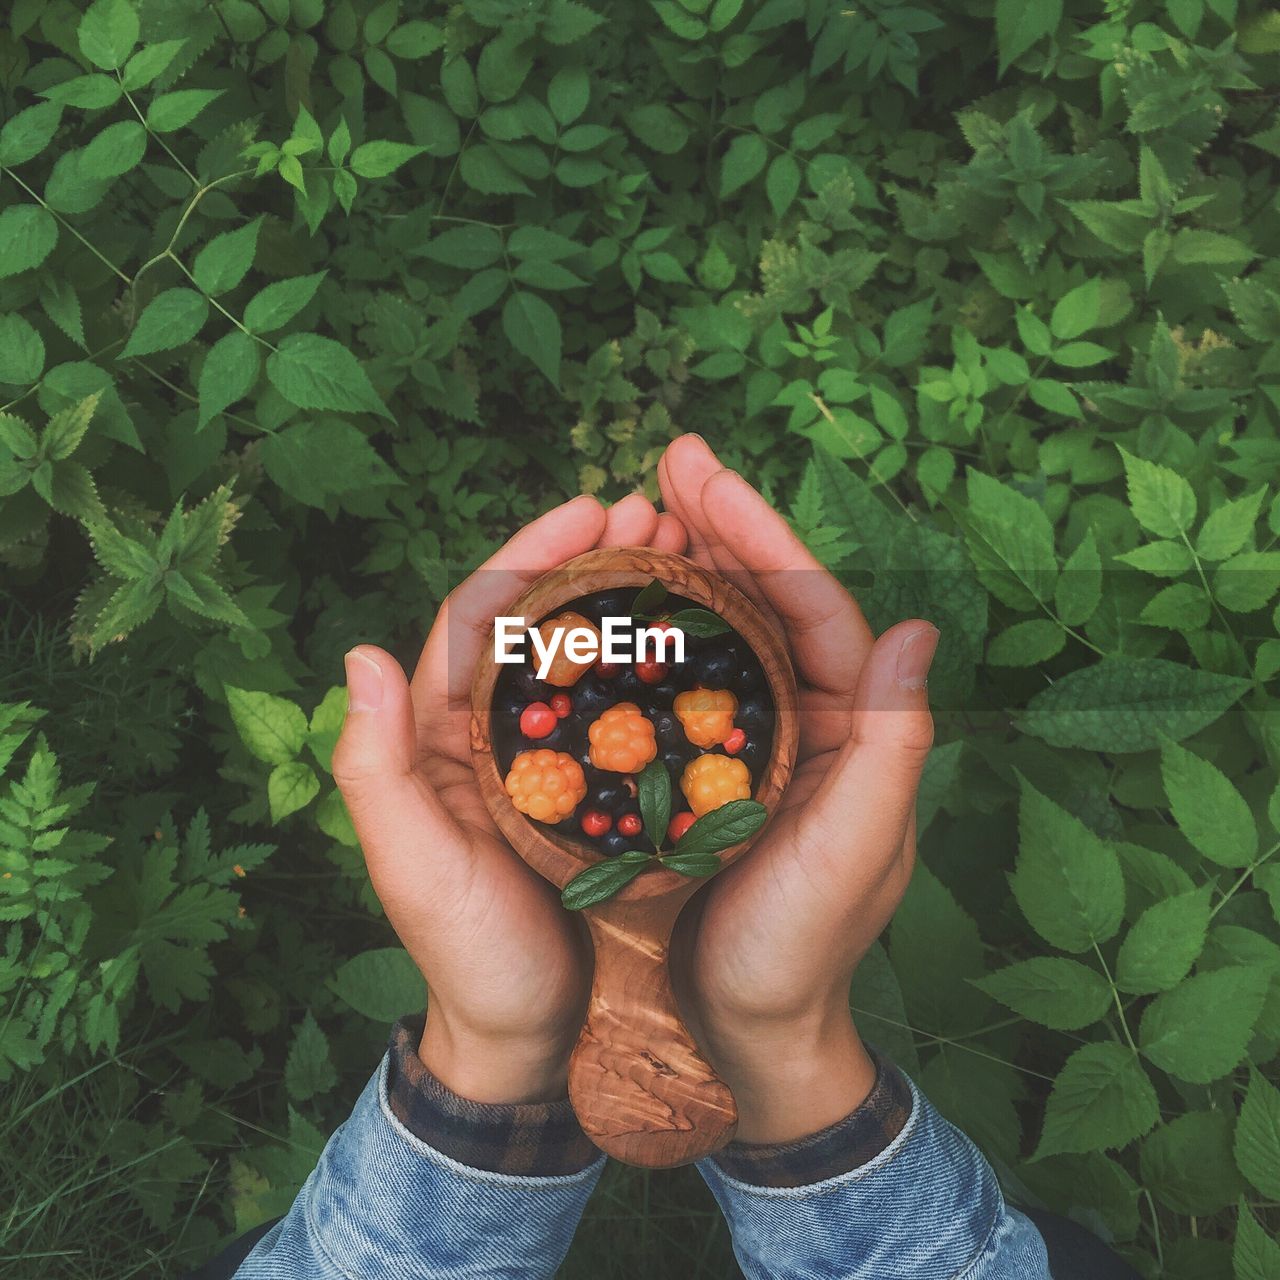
332,492,687,1103
658,434,938,1141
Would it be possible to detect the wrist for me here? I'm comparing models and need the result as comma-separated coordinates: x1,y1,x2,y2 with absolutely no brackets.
702,1005,875,1144
418,1006,576,1105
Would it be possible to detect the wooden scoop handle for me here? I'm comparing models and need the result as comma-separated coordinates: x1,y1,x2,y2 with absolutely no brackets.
567,900,737,1168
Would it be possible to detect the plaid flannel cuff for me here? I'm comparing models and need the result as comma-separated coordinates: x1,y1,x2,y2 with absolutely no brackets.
384,1013,599,1177
709,1046,914,1188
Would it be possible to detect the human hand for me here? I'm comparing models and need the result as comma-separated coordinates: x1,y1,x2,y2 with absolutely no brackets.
332,492,688,1104
658,435,938,1142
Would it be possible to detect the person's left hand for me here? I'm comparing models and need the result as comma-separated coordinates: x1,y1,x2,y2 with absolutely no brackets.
657,435,938,1142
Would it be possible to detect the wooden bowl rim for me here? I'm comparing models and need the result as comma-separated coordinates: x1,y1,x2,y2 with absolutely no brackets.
469,547,798,903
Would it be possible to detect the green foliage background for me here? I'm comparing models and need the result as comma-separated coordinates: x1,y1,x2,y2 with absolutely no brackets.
3,0,1280,1274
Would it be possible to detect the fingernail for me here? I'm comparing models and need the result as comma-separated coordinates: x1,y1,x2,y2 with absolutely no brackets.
896,625,939,690
345,648,383,712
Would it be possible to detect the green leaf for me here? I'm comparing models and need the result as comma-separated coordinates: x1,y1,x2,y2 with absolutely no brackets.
192,219,261,296
261,418,399,506
327,948,426,1022
1139,967,1269,1083
419,226,504,268
658,608,730,638
242,272,326,334
1236,1069,1280,1202
1195,489,1265,561
632,578,668,616
1170,228,1253,267
350,140,426,178
548,66,589,125
120,39,185,90
1115,539,1194,577
658,850,721,877
120,288,208,358
1215,551,1280,613
225,687,307,765
1050,278,1100,340
284,1010,336,1101
1116,887,1212,994
146,89,224,133
719,133,767,198
673,799,767,859
962,470,1057,608
197,331,260,429
1055,528,1101,626
973,957,1112,1030
0,102,63,167
501,291,561,388
996,0,1061,72
1161,740,1257,868
765,152,800,218
986,619,1065,666
1016,658,1249,752
1034,1042,1159,1158
266,334,389,418
43,392,100,460
1235,1199,1280,1280
0,206,58,279
78,0,139,69
561,851,652,910
637,758,670,853
268,761,320,822
80,120,146,181
1011,775,1124,953
1119,446,1197,539
1139,1112,1244,1215
0,314,45,384
1140,582,1210,631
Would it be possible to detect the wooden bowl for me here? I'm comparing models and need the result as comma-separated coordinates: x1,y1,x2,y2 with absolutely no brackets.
470,547,798,1167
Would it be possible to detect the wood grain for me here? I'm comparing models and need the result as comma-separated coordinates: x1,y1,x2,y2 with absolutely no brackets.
469,547,798,1167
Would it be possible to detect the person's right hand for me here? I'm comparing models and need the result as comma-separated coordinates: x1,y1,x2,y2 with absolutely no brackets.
331,491,688,1103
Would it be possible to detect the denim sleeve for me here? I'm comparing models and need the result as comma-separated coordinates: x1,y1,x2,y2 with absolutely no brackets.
697,1074,1052,1280
234,1054,606,1280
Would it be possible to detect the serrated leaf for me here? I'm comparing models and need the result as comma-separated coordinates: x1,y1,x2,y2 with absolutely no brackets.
986,619,1065,666
192,219,261,296
147,89,224,133
0,314,45,385
284,1011,336,1101
1235,1068,1280,1201
266,334,389,418
1139,967,1269,1083
1161,740,1256,868
261,418,399,506
1034,1042,1158,1159
327,948,425,1022
350,140,426,178
720,133,767,198
1116,887,1211,994
121,288,208,358
1196,488,1266,561
242,272,326,334
198,331,260,428
1139,1112,1244,1215
0,102,63,167
0,206,58,279
1050,278,1101,341
268,761,320,822
1235,1199,1280,1280
1011,775,1124,953
1055,528,1101,626
225,687,307,765
78,0,139,70
1119,446,1197,539
501,291,561,388
1016,658,1249,752
973,957,1111,1030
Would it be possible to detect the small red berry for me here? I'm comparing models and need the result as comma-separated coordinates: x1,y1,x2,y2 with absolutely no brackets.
635,660,669,684
581,810,612,837
550,692,572,718
520,702,557,739
617,813,642,838
723,728,747,755
667,811,696,842
595,660,620,677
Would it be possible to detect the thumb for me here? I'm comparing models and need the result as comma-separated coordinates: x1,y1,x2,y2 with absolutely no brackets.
804,620,938,863
332,645,462,890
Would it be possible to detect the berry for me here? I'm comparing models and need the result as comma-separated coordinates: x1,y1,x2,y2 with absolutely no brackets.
594,660,621,678
572,677,613,721
660,749,688,779
598,830,633,858
734,662,764,692
520,702,558,739
614,667,643,699
590,776,628,814
667,811,696,842
646,679,680,706
550,692,572,718
516,669,553,700
617,813,643,838
635,659,669,684
723,727,747,755
534,610,600,687
581,809,612,837
674,686,739,749
496,690,525,721
588,702,658,773
680,754,751,817
737,739,766,774
736,695,771,733
652,710,682,750
505,750,588,824
694,649,735,687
